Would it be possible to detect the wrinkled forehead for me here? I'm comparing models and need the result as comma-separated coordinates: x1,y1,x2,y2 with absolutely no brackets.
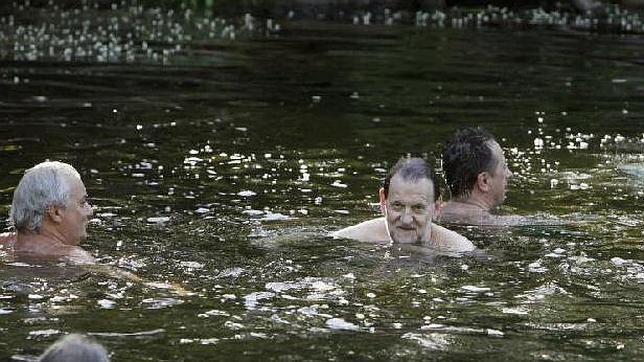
387,174,435,200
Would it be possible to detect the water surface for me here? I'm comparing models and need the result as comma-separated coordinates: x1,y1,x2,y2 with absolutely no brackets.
1,10,644,361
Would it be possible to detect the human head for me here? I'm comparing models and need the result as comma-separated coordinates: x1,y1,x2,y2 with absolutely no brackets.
379,157,438,244
442,127,511,208
10,161,92,243
39,334,109,362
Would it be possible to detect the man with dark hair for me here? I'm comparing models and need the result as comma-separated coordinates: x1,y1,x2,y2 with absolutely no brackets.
440,127,522,226
333,157,474,252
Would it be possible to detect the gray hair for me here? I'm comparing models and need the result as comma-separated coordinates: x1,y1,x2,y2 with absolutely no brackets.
10,161,82,233
39,334,109,362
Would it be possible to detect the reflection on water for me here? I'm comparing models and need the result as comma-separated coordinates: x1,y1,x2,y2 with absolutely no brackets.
1,4,644,361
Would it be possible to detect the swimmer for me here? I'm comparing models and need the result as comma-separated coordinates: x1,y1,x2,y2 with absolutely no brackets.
1,161,95,264
439,127,525,226
333,157,475,252
0,161,193,296
39,334,109,362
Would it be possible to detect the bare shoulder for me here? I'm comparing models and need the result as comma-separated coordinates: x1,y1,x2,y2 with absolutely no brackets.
0,232,17,248
63,246,97,265
430,223,475,252
439,203,527,227
332,218,389,243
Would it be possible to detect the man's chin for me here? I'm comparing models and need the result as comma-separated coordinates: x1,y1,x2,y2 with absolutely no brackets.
391,231,418,244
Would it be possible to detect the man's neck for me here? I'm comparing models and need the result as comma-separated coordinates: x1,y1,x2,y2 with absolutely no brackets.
16,229,70,253
452,192,495,212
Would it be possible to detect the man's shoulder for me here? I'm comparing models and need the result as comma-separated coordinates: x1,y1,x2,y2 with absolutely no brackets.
438,202,488,225
63,247,96,265
333,218,389,243
431,223,475,252
439,202,525,227
0,232,17,248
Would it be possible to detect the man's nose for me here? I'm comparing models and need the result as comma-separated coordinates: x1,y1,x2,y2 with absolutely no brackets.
506,166,513,178
400,208,413,224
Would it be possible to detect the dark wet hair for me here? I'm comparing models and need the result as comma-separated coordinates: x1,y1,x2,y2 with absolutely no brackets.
383,157,438,200
39,334,110,362
442,127,497,199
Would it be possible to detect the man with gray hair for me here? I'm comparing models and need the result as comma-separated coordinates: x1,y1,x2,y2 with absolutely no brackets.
0,161,95,264
333,157,474,252
39,334,110,362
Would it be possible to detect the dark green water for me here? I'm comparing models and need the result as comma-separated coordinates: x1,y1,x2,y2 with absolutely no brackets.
1,8,644,362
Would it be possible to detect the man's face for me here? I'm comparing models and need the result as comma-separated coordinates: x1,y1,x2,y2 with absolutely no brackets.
381,174,435,244
487,141,512,208
58,177,93,245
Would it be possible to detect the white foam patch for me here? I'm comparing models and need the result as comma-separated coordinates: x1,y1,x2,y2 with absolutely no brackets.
244,291,275,310
198,309,230,318
325,318,360,331
29,329,60,337
179,261,204,269
461,285,491,293
98,299,116,309
501,307,529,315
237,190,257,197
216,267,245,278
141,297,183,309
401,332,451,351
528,261,547,273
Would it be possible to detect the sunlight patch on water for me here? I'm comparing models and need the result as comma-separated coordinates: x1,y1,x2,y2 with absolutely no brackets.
401,332,452,351
141,297,183,310
325,317,361,331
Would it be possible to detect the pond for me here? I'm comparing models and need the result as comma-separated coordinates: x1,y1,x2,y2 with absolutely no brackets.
1,3,644,361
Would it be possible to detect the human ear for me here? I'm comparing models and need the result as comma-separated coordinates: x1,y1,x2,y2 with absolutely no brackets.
432,200,441,221
45,205,64,224
378,188,386,214
477,172,491,192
